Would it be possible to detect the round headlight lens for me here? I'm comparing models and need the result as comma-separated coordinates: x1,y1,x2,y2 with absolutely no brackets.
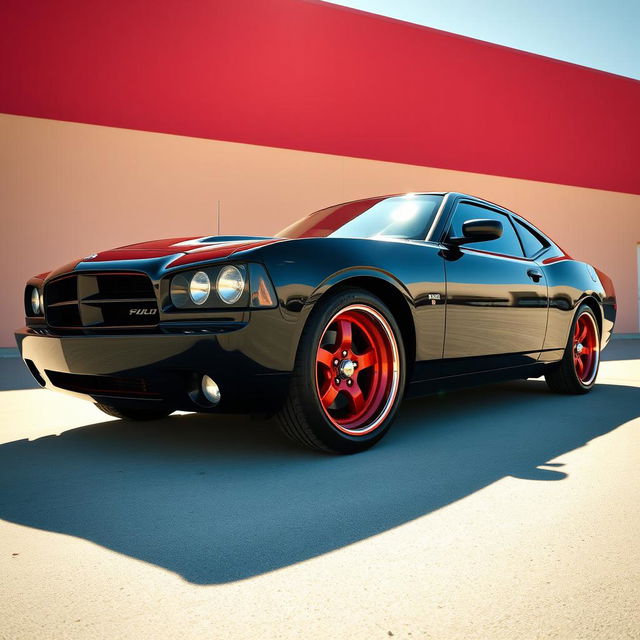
217,266,245,304
170,273,190,308
189,271,211,305
30,287,42,315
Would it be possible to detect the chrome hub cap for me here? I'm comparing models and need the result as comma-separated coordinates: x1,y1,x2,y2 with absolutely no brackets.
339,359,356,379
575,342,584,354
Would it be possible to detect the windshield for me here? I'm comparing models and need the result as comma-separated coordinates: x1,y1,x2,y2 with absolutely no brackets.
277,194,443,240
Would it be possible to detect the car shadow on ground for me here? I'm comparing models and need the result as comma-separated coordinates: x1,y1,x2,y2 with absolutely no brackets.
0,379,638,584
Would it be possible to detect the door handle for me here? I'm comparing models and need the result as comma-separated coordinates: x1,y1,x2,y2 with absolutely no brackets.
527,268,543,283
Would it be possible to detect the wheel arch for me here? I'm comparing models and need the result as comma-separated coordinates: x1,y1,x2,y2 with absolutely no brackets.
579,295,604,338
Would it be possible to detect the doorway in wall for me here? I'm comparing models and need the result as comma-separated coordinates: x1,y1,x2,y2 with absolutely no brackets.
637,244,640,332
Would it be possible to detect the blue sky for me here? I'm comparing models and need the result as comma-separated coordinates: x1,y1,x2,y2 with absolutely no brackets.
326,0,640,80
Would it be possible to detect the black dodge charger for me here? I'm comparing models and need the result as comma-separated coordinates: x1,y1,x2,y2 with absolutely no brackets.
16,192,616,453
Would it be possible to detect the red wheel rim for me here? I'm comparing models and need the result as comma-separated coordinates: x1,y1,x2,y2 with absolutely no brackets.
573,312,599,385
315,304,400,436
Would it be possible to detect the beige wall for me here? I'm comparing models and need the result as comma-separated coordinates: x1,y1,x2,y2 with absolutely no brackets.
1,113,639,347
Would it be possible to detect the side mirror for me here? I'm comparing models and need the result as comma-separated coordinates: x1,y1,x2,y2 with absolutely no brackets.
448,218,503,246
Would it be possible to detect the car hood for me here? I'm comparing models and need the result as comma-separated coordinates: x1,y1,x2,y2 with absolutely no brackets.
77,236,285,268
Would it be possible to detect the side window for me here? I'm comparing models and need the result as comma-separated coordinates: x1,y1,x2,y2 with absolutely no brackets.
447,203,524,257
513,218,549,258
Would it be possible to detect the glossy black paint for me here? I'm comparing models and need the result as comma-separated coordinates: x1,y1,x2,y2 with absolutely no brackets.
16,192,616,413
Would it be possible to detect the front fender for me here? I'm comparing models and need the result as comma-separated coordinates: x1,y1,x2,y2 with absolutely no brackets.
257,237,445,370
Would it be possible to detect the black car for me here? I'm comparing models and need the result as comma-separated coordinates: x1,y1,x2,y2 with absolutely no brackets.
16,192,616,453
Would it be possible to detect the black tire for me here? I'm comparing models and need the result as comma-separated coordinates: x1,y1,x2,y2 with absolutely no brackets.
94,402,175,421
276,288,406,454
545,304,600,394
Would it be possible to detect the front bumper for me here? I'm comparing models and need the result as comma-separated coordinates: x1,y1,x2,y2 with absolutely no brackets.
15,323,293,413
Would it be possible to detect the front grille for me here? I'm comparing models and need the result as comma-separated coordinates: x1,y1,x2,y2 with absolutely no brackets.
46,370,160,398
44,272,158,328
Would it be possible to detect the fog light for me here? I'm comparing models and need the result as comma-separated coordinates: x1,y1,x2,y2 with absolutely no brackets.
201,375,221,405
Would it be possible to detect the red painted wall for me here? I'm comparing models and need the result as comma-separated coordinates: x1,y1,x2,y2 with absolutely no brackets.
1,0,639,195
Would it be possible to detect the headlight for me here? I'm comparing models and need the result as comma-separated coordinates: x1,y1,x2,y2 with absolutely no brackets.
189,271,211,305
216,266,245,304
30,287,42,315
169,264,259,309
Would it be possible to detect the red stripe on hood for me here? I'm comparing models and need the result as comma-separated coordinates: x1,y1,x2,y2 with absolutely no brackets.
167,239,285,267
79,237,285,265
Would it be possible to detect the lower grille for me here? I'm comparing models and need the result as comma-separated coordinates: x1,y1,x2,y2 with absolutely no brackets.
44,272,158,329
46,370,160,398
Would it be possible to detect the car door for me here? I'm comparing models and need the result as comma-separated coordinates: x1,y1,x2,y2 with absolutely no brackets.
441,200,549,375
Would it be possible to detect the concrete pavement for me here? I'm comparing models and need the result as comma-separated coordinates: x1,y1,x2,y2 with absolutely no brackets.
1,343,639,639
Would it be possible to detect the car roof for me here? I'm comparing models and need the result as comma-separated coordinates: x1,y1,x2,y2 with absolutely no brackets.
324,192,514,214
328,192,501,208
323,192,554,243
339,191,535,220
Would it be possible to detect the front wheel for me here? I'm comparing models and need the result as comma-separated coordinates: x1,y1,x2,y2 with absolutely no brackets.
545,304,600,394
277,289,405,453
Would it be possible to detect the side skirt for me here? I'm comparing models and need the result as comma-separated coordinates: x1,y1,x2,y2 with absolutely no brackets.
405,362,550,398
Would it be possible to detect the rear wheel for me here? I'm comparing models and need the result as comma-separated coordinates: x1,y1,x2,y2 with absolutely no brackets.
277,289,405,453
545,304,600,394
94,402,175,421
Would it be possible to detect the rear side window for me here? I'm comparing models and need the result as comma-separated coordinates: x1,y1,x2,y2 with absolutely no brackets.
447,203,524,257
513,218,549,258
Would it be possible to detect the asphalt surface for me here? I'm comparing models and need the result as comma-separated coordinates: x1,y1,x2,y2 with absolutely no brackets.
0,342,638,639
